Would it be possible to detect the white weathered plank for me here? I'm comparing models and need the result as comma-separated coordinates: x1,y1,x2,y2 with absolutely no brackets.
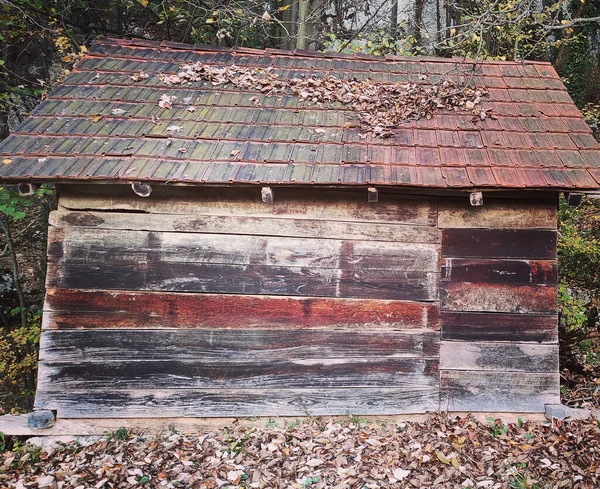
440,371,559,413
49,210,442,243
59,185,437,225
34,387,441,417
438,198,557,229
440,342,558,372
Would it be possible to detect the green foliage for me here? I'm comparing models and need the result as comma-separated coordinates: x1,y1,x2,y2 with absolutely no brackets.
487,417,509,438
558,198,600,306
0,311,42,413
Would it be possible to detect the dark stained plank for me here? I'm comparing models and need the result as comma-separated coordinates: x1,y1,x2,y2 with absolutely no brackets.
37,358,439,390
49,210,442,244
47,263,440,301
440,342,558,372
441,282,556,313
43,289,442,330
438,198,557,229
39,329,440,362
441,258,557,284
440,371,560,412
440,312,557,342
47,227,441,271
34,387,441,417
59,185,438,226
442,229,557,259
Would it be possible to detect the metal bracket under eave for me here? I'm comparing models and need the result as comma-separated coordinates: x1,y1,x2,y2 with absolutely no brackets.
565,192,585,207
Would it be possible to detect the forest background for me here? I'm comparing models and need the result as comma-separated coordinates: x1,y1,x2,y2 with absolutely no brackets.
0,0,599,414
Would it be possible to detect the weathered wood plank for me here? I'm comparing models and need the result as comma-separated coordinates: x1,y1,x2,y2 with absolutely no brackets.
58,185,437,226
43,289,442,330
440,371,560,412
49,210,441,244
34,387,441,417
441,259,557,284
47,263,440,300
442,229,557,259
39,329,440,362
440,342,558,372
438,198,557,229
441,282,556,313
48,227,441,271
440,312,557,342
37,358,439,389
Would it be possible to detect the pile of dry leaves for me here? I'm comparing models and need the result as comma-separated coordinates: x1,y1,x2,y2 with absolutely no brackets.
158,64,490,137
2,414,599,489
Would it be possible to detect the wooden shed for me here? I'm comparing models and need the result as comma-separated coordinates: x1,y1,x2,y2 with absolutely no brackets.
1,38,600,423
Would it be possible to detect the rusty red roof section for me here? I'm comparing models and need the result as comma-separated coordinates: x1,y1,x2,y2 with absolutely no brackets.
0,37,599,190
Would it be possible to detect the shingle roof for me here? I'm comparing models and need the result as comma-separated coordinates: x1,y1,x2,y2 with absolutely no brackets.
0,37,599,190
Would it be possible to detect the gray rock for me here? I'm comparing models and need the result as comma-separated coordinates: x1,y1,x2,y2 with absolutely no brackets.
27,410,55,429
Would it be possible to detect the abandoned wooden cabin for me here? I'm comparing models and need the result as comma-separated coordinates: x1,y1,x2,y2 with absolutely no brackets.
1,38,600,422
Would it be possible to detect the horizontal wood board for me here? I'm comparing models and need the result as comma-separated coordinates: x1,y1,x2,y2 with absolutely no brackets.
43,289,441,330
442,259,557,284
48,227,441,271
34,387,441,417
440,371,560,412
442,229,557,259
438,198,557,229
37,358,439,390
440,342,558,372
440,312,557,342
49,210,442,243
58,186,438,226
47,263,440,300
39,329,440,361
441,282,557,313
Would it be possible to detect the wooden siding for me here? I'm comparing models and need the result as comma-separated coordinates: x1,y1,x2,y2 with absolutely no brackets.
37,188,560,417
438,196,559,413
38,185,442,417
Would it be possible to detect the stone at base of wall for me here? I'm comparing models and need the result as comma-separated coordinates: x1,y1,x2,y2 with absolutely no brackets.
544,404,599,421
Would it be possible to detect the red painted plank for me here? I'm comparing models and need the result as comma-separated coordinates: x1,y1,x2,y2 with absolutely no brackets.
44,289,441,330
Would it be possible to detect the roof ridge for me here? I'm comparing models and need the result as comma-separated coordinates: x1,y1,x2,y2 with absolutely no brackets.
92,37,554,67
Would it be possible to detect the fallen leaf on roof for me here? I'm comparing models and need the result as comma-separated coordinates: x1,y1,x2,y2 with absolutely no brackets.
178,147,187,153
158,94,177,109
249,96,259,105
165,138,172,147
230,149,241,158
160,63,490,137
91,115,103,123
187,106,196,112
166,125,183,133
111,108,127,116
151,115,162,125
314,128,326,134
128,71,150,82
2,159,11,164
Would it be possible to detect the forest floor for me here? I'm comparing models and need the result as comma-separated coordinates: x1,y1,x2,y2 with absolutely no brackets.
1,413,600,489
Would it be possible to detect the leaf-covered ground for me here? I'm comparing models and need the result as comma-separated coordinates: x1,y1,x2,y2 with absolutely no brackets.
1,415,599,489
